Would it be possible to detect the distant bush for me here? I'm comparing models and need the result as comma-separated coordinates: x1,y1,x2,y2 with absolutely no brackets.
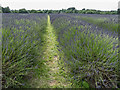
1,6,118,15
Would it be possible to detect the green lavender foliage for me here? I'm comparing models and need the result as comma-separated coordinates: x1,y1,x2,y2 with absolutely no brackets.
2,14,47,88
50,14,119,88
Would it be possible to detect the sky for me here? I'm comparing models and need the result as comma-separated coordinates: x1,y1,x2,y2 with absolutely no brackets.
0,0,119,11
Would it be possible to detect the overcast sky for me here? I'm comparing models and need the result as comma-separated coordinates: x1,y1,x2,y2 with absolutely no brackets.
0,0,119,11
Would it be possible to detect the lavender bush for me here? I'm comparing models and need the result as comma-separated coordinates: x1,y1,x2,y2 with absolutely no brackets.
50,14,119,88
2,13,47,88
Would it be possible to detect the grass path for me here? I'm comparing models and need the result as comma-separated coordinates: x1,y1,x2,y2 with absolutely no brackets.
43,15,71,88
30,15,71,88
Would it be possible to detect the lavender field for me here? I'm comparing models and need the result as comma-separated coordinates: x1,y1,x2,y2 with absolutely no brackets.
2,13,119,88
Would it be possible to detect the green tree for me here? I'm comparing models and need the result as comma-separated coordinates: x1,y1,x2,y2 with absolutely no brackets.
14,10,19,13
37,10,43,13
30,9,37,13
67,7,76,11
47,10,52,14
117,8,120,14
2,7,11,13
19,8,28,13
82,8,85,10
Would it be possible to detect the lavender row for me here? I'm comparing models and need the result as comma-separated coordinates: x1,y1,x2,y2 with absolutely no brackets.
50,14,119,88
2,13,47,88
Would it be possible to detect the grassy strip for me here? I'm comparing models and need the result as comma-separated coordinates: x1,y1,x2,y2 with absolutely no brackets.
27,15,72,88
76,16,118,33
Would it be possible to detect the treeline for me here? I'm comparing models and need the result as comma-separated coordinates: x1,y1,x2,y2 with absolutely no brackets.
1,6,119,14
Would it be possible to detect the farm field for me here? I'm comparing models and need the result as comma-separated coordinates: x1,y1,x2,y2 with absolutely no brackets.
2,13,119,88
